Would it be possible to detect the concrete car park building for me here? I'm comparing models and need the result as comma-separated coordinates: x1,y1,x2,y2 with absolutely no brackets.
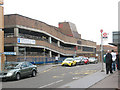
4,14,96,62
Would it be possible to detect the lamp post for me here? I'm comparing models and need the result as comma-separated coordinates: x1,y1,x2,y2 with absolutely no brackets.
100,29,104,72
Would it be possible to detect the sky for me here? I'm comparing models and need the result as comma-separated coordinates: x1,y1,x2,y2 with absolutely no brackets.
3,0,119,45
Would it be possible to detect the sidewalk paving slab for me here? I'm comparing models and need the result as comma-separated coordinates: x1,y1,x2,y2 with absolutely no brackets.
90,71,119,89
59,70,112,88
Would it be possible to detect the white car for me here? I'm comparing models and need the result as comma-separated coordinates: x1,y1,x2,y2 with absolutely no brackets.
89,57,98,64
74,57,84,65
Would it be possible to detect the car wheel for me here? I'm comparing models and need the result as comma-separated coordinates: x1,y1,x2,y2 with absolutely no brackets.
16,73,21,80
32,70,36,77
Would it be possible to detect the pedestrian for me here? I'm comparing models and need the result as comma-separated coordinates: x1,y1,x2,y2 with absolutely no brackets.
111,50,116,71
116,52,120,70
55,56,59,64
105,50,113,74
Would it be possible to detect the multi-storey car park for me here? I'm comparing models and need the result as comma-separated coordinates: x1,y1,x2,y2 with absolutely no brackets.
4,14,96,63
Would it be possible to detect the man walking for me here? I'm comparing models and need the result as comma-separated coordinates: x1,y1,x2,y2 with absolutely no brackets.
111,50,116,71
105,50,113,74
55,56,59,64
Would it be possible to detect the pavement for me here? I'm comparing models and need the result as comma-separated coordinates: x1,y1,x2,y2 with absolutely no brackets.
37,63,120,89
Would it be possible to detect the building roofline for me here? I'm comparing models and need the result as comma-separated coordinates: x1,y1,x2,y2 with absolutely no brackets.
4,14,58,29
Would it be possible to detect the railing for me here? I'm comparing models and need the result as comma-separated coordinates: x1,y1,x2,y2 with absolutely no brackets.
19,33,49,42
4,33,14,37
4,33,75,51
17,57,66,64
19,52,49,56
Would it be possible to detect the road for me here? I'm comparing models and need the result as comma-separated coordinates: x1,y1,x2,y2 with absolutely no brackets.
2,63,102,88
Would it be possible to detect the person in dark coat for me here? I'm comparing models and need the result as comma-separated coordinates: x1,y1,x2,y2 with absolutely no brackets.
116,52,120,70
105,50,113,74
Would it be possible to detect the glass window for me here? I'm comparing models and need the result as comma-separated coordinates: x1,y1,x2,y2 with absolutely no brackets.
21,63,27,67
26,62,32,66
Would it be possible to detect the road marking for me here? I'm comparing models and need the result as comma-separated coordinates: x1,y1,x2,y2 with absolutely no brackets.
73,77,79,80
61,74,65,76
84,73,88,74
53,76,58,78
39,80,63,88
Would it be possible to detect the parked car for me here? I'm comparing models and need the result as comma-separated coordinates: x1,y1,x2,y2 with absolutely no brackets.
74,57,84,65
82,57,89,64
89,57,98,64
0,61,37,81
61,58,76,67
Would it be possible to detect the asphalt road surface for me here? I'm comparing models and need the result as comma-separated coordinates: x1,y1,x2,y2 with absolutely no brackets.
2,63,102,88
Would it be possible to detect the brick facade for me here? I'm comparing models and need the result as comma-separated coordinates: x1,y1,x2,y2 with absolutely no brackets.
4,14,97,61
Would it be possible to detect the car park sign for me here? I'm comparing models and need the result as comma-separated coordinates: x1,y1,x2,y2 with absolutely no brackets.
4,52,16,55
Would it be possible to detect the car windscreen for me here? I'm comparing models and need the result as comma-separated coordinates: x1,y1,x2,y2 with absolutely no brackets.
89,57,95,59
74,58,82,60
64,58,73,61
4,62,20,70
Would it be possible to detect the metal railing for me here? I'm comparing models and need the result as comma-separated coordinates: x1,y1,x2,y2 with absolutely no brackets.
4,33,14,37
17,57,66,64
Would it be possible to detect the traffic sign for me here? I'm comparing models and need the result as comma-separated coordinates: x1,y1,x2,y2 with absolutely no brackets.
102,32,108,38
100,29,103,33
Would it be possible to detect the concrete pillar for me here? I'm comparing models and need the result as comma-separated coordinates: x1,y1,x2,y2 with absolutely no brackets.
49,51,52,57
0,4,4,72
14,46,19,55
58,41,60,47
0,31,4,72
14,28,19,37
49,37,52,44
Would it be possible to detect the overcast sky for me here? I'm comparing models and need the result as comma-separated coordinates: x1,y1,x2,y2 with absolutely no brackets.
4,0,119,45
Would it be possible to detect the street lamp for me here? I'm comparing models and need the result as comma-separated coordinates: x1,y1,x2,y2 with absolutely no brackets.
100,29,104,72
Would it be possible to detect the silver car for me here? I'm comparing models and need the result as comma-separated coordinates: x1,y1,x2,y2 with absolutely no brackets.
89,57,98,64
0,61,37,81
74,57,84,65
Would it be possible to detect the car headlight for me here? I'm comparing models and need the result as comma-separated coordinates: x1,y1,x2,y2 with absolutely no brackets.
6,71,14,77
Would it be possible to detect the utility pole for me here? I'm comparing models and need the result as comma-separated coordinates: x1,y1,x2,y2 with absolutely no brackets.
100,29,104,72
0,0,5,72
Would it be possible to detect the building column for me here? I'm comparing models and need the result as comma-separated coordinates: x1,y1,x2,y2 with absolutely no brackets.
14,28,19,37
49,37,52,44
58,41,60,47
49,51,52,57
0,4,5,72
14,46,19,55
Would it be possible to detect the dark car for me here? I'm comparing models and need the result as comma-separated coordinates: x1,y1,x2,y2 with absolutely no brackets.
0,61,37,81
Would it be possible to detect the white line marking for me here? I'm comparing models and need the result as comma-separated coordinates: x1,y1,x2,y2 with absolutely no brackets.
73,77,79,80
39,80,63,88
